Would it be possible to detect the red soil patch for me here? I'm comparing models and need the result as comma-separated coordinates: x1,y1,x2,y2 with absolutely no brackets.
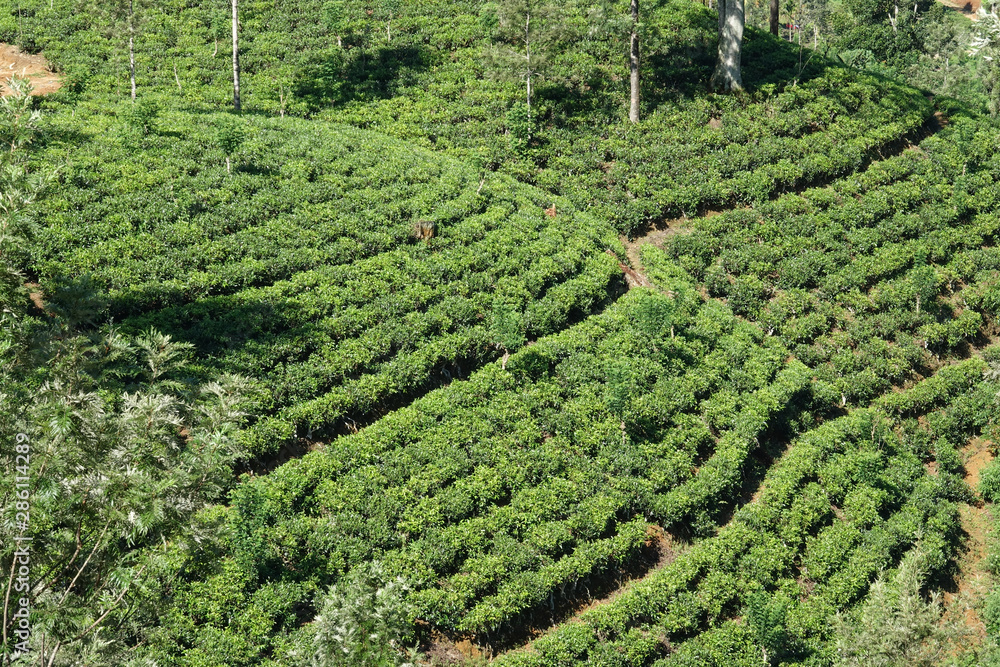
937,0,981,18
964,440,993,490
940,437,993,648
0,44,62,96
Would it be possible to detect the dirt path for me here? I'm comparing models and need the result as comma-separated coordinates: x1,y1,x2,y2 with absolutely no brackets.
0,44,61,96
619,217,698,287
24,282,45,312
622,224,683,279
940,437,993,648
463,527,678,665
619,210,727,288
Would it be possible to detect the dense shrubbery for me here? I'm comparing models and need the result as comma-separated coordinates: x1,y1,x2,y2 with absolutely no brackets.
138,265,818,664
664,116,1000,403
2,0,998,663
500,368,999,666
9,0,934,235
0,80,254,665
25,107,624,457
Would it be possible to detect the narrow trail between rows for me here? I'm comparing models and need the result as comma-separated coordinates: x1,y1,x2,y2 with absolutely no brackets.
486,527,679,664
620,107,948,287
940,437,994,648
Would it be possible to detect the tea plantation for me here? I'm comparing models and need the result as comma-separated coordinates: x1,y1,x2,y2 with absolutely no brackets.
1,0,1000,665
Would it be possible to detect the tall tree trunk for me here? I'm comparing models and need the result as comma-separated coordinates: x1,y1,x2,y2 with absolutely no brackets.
629,0,640,123
524,11,532,113
232,0,241,113
711,0,744,92
769,0,779,36
128,0,136,101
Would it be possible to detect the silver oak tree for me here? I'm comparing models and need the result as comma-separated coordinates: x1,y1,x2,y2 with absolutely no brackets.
712,0,745,92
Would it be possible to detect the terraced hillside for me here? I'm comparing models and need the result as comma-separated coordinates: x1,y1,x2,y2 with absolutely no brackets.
1,0,999,665
9,0,936,238
27,107,625,459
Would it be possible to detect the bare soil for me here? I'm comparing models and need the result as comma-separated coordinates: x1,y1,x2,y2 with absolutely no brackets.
937,0,981,18
620,217,693,287
0,44,62,96
940,437,994,649
422,633,485,665
24,282,45,312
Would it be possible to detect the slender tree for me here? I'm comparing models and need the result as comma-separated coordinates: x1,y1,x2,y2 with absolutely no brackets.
374,0,401,42
711,0,744,91
83,0,143,100
323,0,347,47
128,0,136,101
492,0,562,114
770,0,779,35
521,7,536,112
629,0,640,123
232,0,241,112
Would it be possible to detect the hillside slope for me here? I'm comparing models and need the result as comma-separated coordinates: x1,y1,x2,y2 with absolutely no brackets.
2,0,999,665
8,0,935,238
26,106,626,459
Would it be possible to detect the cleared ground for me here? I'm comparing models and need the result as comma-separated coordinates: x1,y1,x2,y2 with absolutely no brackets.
0,43,61,96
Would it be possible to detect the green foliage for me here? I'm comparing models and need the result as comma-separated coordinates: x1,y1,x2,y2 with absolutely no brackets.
123,97,162,135
970,5,1000,115
979,459,1000,503
215,115,248,172
308,563,417,667
832,0,937,66
832,550,945,667
489,299,527,352
0,90,251,665
0,76,42,155
499,376,974,665
663,118,1000,406
25,109,622,456
745,590,792,665
7,0,934,236
145,272,812,662
4,0,999,664
0,321,252,663
487,0,566,110
506,101,534,153
215,116,247,156
0,76,48,319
